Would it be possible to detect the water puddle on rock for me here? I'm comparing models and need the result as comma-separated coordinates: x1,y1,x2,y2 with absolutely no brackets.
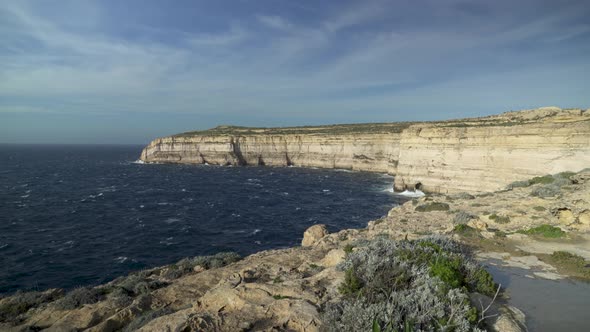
483,260,590,331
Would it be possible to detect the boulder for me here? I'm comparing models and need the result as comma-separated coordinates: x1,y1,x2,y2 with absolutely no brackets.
578,210,590,225
321,249,345,267
302,225,328,247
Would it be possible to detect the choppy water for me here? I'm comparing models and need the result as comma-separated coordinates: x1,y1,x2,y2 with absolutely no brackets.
0,144,406,294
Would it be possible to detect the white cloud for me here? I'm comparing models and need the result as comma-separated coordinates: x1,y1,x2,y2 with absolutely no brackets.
256,15,292,30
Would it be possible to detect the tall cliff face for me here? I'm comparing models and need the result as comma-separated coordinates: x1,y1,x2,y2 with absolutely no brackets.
141,108,590,193
140,133,402,173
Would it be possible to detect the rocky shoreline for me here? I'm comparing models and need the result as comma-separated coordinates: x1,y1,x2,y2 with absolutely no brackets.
1,169,588,331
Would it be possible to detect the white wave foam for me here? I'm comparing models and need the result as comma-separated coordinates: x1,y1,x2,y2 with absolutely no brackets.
114,256,128,263
132,159,145,164
164,218,181,224
395,190,425,198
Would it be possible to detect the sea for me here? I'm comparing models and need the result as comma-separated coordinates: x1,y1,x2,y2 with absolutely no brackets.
0,144,408,294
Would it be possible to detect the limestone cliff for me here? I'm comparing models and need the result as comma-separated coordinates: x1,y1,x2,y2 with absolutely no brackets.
141,107,590,193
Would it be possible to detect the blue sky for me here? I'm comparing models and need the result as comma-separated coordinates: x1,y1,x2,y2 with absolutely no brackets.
1,0,589,144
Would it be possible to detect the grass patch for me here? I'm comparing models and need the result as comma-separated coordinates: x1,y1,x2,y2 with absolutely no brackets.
415,202,450,212
174,122,415,137
548,251,590,279
517,224,566,238
533,206,546,211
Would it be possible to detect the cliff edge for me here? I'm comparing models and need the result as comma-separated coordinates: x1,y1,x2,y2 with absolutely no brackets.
140,107,590,193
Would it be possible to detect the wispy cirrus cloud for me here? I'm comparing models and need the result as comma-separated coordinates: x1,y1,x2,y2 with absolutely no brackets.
0,0,589,143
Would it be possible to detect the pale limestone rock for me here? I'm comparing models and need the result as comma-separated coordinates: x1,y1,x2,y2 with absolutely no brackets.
468,219,488,230
578,210,590,225
302,224,328,247
321,249,345,267
557,209,576,225
493,306,527,332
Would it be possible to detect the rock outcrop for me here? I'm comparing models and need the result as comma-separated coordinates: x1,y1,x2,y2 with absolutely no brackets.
140,107,590,194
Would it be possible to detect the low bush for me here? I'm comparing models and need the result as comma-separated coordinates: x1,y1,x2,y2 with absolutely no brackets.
415,202,450,212
161,252,241,280
517,225,566,238
323,237,497,332
488,214,510,224
506,180,531,189
533,206,546,211
55,287,105,310
531,185,560,198
529,175,555,185
453,211,476,224
343,244,355,255
555,171,576,180
551,251,586,267
0,290,63,323
453,224,480,237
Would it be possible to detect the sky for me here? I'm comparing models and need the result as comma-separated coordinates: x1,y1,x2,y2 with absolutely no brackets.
1,0,589,144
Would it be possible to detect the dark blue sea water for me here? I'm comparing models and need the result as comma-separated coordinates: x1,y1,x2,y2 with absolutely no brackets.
0,144,407,294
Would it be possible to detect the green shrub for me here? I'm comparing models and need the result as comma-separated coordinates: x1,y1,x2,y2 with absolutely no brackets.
533,206,546,211
339,267,363,295
488,214,510,224
467,268,497,296
529,175,555,185
517,225,566,238
429,257,463,289
415,202,450,212
343,244,355,255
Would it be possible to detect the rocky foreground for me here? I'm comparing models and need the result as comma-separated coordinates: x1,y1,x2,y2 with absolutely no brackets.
140,107,590,194
2,169,589,331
